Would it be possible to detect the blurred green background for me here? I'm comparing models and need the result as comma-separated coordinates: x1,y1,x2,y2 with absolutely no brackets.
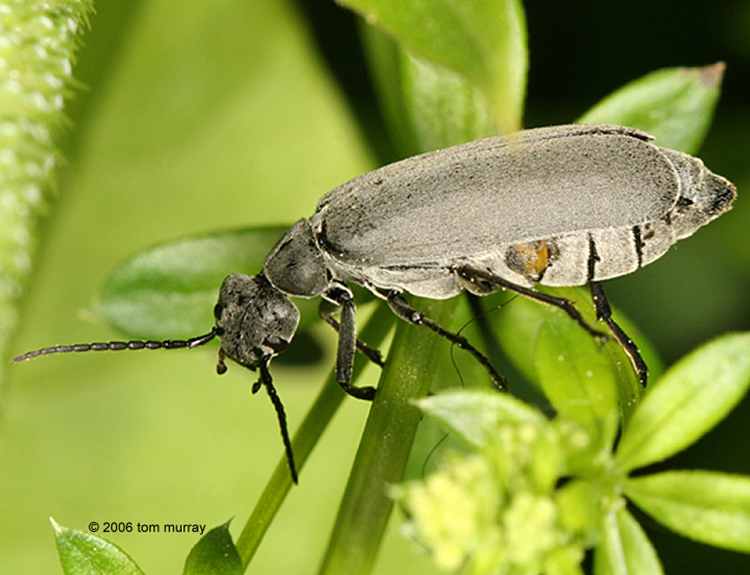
2,0,749,573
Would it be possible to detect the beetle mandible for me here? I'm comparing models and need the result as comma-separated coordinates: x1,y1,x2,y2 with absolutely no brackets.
15,124,737,482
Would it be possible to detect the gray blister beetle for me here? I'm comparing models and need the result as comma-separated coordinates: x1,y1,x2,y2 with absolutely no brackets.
14,124,736,482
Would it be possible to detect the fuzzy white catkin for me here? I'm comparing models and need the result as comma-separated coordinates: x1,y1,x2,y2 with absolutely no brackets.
0,1,92,382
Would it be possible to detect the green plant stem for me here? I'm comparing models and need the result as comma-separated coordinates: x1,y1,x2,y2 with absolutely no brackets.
318,297,458,574
236,304,394,569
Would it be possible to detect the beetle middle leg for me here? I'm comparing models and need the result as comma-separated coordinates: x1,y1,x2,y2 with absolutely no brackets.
385,291,508,392
321,283,378,400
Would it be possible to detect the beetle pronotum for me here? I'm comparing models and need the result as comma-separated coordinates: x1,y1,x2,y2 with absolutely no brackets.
15,124,737,482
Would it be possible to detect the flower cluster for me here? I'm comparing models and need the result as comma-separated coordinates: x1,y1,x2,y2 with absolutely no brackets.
395,333,750,574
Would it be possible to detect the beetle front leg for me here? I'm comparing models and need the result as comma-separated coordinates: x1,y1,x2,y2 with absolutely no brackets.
386,291,508,392
322,284,377,400
319,298,384,367
589,281,648,387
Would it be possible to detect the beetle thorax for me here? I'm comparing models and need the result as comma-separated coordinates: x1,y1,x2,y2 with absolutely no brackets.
263,219,330,297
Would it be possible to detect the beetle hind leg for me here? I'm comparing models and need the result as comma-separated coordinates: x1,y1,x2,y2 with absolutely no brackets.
456,266,607,341
589,281,648,387
455,265,648,388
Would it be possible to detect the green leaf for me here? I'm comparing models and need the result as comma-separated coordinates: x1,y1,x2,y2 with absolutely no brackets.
183,522,242,575
96,226,316,339
578,63,725,154
341,0,527,137
625,470,750,553
615,333,750,472
51,518,145,575
415,388,547,450
362,25,496,155
555,479,601,541
594,507,663,575
535,308,619,451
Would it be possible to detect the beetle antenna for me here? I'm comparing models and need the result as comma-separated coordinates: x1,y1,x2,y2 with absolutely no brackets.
255,359,298,484
12,329,218,363
421,432,450,480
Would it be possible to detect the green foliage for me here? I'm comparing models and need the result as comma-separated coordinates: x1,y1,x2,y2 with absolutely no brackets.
616,334,750,472
96,227,304,339
625,471,750,552
338,0,527,140
578,63,726,154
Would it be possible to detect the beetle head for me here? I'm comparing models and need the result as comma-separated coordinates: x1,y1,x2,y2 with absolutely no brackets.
213,273,301,372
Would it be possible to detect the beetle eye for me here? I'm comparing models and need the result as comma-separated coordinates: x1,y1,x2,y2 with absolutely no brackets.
213,303,223,320
263,335,289,354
